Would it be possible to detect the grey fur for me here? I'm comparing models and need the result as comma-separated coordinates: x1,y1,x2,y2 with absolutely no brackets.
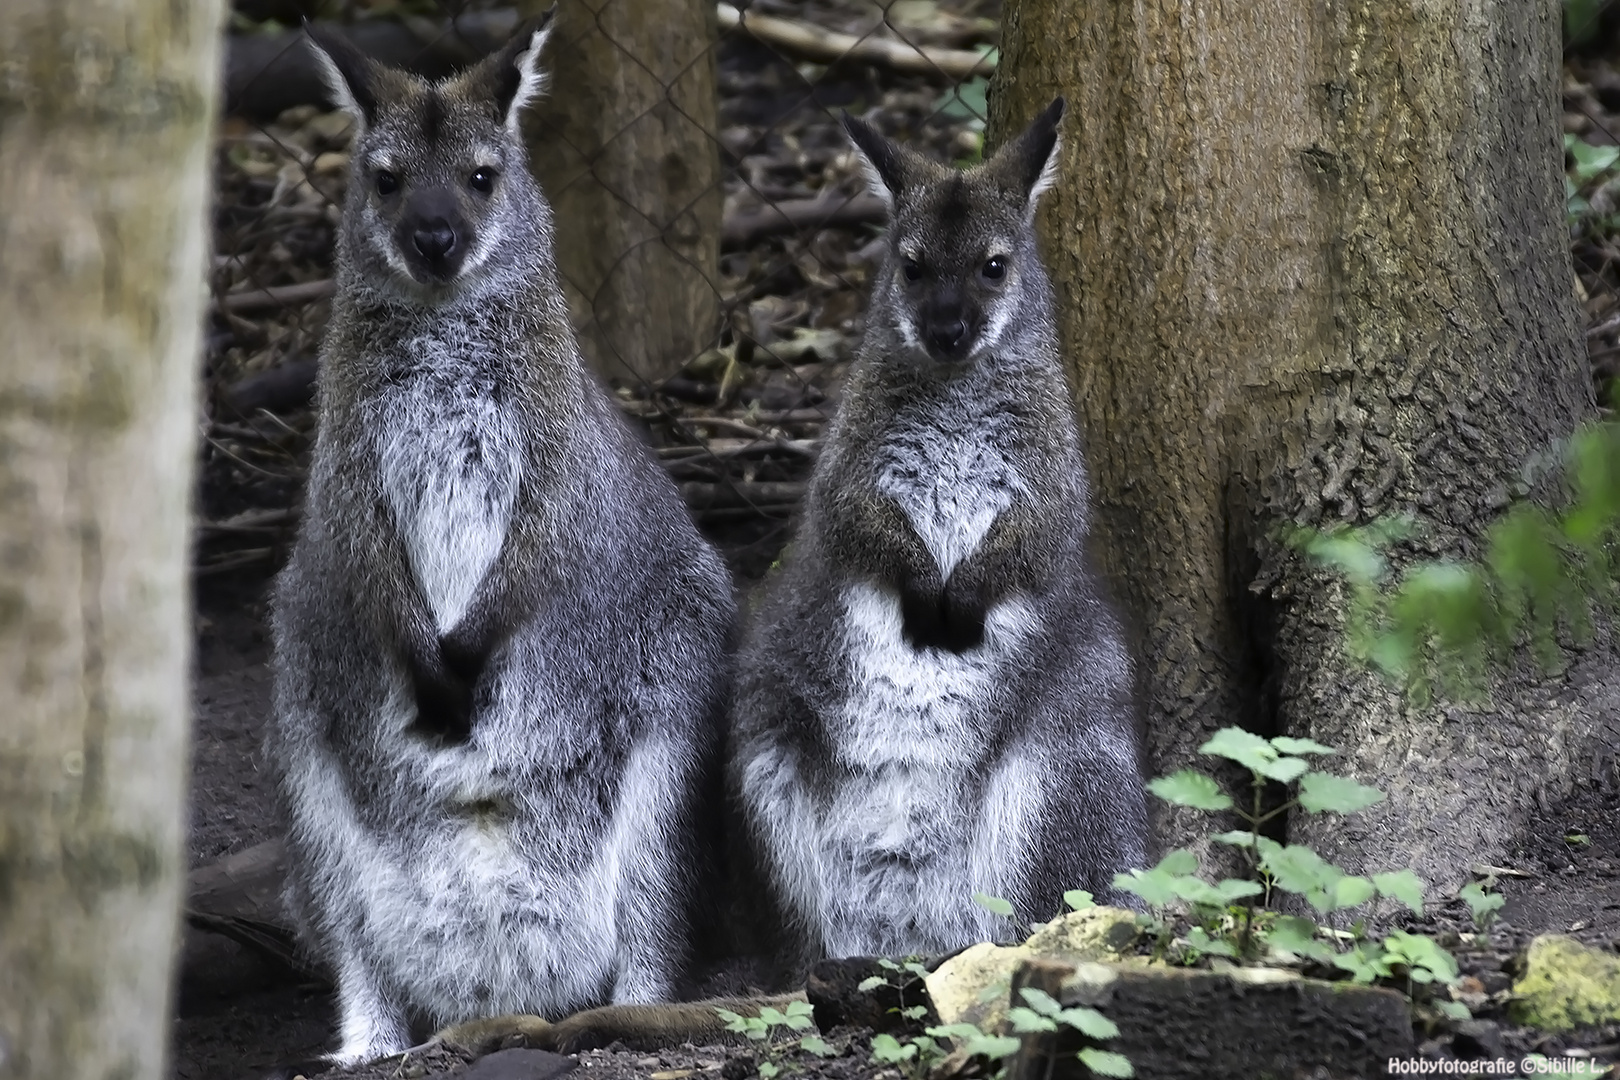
728,100,1149,970
268,21,734,1065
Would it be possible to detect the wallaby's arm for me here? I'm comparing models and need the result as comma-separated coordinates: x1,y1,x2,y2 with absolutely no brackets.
818,486,945,632
934,497,1056,651
435,994,809,1055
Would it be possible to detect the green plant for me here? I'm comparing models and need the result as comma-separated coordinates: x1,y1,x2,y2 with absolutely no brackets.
1129,726,1461,1005
715,1000,821,1078
1566,134,1620,232
1007,987,1134,1078
1291,415,1620,704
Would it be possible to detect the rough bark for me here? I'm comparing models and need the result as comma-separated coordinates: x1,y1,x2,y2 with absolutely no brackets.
519,0,723,387
990,0,1617,889
0,0,218,1076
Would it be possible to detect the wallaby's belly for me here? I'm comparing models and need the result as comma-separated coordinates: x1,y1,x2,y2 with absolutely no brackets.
375,374,522,633
873,412,1027,577
770,582,1040,955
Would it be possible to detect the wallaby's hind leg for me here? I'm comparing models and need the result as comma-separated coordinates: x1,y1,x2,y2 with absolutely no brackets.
330,946,412,1066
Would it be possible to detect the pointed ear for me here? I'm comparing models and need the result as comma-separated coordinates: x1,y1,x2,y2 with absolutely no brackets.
841,113,910,208
456,8,556,132
304,23,384,127
989,96,1066,213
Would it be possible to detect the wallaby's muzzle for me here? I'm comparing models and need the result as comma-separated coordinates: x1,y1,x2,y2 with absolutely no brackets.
397,191,470,283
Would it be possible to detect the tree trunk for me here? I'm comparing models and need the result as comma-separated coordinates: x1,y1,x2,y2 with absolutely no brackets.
989,0,1618,890
0,0,218,1076
519,0,722,387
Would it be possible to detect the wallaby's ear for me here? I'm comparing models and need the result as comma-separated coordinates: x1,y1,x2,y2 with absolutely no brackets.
841,113,910,208
988,97,1066,214
457,7,556,132
305,23,385,128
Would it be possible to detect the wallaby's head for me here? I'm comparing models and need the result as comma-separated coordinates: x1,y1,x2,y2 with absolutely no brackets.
307,13,554,296
842,98,1065,364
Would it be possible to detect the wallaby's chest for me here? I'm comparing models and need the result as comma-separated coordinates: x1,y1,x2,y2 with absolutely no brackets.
871,404,1027,578
373,363,523,634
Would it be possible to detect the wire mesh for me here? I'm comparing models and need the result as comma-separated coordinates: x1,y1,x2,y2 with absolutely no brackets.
199,0,1001,583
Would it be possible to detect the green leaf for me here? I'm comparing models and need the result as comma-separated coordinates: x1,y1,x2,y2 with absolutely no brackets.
1147,769,1234,811
1385,931,1460,985
1156,848,1199,876
903,962,931,979
1458,881,1506,925
870,1033,915,1064
1258,756,1310,784
800,1036,838,1058
1198,727,1278,773
1436,1000,1472,1022
1185,927,1238,959
1211,830,1262,847
966,1035,1021,1060
1018,987,1062,1017
1078,1049,1136,1078
1215,878,1265,902
1056,1006,1120,1040
926,1024,986,1042
1113,867,1178,908
972,892,1015,918
877,957,901,971
1297,772,1386,814
1006,1006,1057,1033
857,975,887,993
1270,736,1335,756
1372,870,1425,913
758,1063,779,1079
1265,915,1335,963
759,1007,786,1027
786,1000,815,1018
899,1005,928,1020
1260,844,1338,899
1331,943,1393,984
1064,889,1096,910
1331,875,1377,911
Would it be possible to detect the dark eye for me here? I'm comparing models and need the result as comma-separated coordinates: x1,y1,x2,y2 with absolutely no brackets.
902,258,923,282
981,256,1007,281
469,168,497,194
375,170,400,197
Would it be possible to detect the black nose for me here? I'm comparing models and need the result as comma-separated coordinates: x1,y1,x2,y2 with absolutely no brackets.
927,317,969,354
413,221,457,262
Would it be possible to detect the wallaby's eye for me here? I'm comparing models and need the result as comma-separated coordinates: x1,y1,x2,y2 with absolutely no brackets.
981,256,1007,282
375,171,400,197
902,258,923,282
469,168,497,194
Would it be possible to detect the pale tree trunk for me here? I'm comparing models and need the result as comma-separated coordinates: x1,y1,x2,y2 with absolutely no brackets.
990,0,1618,891
519,0,722,387
0,0,219,1076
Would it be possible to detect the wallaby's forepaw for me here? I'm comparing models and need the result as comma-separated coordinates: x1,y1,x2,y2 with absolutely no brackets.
900,575,986,653
435,1014,557,1056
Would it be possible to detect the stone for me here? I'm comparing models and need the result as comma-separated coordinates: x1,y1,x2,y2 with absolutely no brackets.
451,1048,578,1080
1509,935,1620,1032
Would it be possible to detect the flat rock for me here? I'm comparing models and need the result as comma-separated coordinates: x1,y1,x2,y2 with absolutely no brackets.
436,1048,577,1080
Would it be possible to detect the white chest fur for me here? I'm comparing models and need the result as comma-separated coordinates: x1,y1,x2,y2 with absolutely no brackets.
376,370,522,634
872,400,1027,578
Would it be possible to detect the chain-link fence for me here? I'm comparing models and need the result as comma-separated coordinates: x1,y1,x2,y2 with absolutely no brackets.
199,0,1001,585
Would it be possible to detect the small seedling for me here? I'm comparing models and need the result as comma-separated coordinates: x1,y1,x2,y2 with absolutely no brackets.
716,1000,818,1078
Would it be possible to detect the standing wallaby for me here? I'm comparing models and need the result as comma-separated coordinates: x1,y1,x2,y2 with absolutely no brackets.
267,18,735,1065
729,100,1150,969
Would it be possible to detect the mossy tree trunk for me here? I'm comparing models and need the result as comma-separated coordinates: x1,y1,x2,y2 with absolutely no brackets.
0,0,219,1075
519,0,722,387
990,0,1617,888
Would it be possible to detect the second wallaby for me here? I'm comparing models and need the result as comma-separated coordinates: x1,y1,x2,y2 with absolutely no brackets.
729,99,1150,970
267,19,734,1066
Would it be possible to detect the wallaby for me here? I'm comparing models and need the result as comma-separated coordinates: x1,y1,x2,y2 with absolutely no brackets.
728,99,1151,969
266,17,735,1066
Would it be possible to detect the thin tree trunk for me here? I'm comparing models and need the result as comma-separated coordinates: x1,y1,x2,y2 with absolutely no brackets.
519,0,723,387
0,1,219,1076
990,0,1617,889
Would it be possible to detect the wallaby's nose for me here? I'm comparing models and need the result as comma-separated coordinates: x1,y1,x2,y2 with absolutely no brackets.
927,317,969,354
413,221,457,262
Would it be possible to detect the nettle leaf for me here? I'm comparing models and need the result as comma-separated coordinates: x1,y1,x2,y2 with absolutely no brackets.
899,1006,929,1021
1158,848,1200,876
1019,987,1062,1017
1258,755,1310,784
1332,943,1394,985
1185,927,1238,959
1169,876,1228,907
1007,1007,1057,1033
1078,1049,1135,1078
1373,870,1426,913
1148,769,1233,811
870,1034,915,1064
1057,1006,1120,1040
1271,736,1335,756
1215,878,1265,903
1211,829,1261,847
1260,844,1337,899
1114,867,1178,907
857,975,887,993
758,1062,779,1079
972,892,1015,918
1385,931,1460,985
903,962,931,980
1332,875,1377,911
1297,772,1386,814
1436,1000,1472,1022
800,1035,838,1058
1265,915,1336,963
1064,889,1096,910
1458,882,1506,924
1199,727,1278,773
759,1007,787,1026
